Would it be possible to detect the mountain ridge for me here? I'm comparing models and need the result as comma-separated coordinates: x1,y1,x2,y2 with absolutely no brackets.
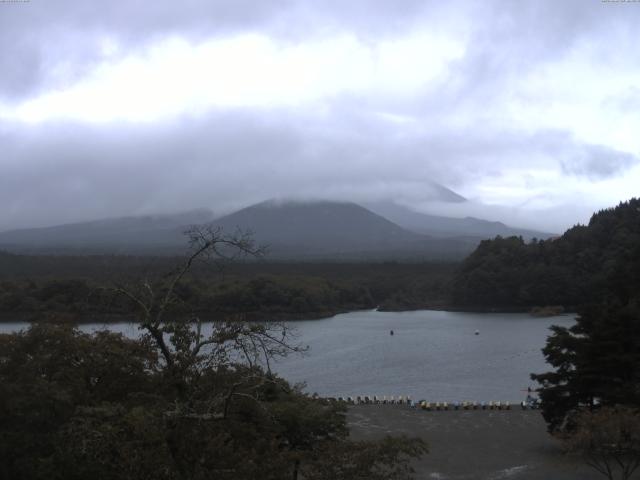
0,199,548,259
207,199,473,259
364,200,554,240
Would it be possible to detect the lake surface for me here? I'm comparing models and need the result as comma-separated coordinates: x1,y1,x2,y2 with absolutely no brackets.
273,310,574,402
0,309,575,402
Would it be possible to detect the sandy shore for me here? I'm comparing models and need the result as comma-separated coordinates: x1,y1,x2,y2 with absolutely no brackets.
347,405,602,480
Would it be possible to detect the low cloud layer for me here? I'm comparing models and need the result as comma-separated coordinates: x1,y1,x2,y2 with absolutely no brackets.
1,0,639,233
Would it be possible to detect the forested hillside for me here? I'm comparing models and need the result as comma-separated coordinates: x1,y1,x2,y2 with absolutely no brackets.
0,255,454,321
452,198,640,309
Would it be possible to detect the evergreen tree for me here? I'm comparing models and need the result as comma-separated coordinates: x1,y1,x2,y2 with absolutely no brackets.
452,198,640,309
532,300,640,433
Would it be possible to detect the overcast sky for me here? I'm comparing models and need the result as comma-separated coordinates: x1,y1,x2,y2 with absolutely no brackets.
1,0,639,233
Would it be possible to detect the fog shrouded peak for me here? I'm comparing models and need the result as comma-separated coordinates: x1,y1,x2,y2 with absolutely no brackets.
1,0,639,233
0,199,481,259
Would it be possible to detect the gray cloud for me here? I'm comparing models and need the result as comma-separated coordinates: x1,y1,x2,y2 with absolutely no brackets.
560,145,637,180
0,0,294,100
603,87,640,113
1,0,639,233
2,0,637,101
0,109,632,232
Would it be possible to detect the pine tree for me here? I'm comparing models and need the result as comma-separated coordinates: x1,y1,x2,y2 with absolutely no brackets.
532,300,640,433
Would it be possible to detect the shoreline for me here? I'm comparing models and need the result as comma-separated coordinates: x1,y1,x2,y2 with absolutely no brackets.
380,303,575,315
347,405,599,479
0,309,349,324
0,305,575,324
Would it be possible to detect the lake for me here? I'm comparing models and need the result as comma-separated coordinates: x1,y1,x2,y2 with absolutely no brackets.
0,309,574,402
273,310,574,402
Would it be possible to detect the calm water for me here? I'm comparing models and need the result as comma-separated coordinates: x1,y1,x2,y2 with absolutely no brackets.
0,310,574,402
273,310,575,402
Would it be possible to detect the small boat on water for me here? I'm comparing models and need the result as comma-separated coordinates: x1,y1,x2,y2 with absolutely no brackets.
390,330,394,336
475,330,480,335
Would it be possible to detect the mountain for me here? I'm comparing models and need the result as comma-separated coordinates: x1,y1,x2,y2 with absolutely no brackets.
422,183,467,203
0,197,547,260
0,209,214,254
210,199,474,259
365,200,554,240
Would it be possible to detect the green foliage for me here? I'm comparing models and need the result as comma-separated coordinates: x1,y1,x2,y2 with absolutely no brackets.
0,262,456,320
0,324,426,480
205,275,374,317
532,300,640,433
0,324,160,480
452,198,640,309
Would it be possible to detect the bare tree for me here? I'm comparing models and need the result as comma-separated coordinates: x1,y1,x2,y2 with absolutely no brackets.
113,225,305,412
564,406,640,480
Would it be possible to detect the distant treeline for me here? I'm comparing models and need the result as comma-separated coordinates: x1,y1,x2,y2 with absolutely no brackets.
451,198,640,309
4,198,639,319
0,256,456,321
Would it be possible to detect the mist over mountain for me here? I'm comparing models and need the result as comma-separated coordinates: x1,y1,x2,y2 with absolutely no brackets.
0,209,214,254
209,199,474,259
409,182,467,204
365,200,554,240
0,197,547,259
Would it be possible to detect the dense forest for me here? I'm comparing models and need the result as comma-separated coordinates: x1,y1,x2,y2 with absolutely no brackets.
523,201,640,476
451,198,640,310
0,253,455,322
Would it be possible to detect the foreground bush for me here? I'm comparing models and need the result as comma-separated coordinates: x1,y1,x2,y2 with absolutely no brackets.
0,323,426,480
